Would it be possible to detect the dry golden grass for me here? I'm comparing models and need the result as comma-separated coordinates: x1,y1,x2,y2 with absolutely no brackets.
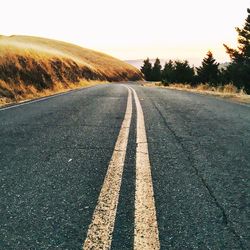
0,80,106,107
0,35,142,79
142,82,250,104
0,35,142,106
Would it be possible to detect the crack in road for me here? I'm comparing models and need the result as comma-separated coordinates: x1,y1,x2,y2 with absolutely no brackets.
150,99,246,249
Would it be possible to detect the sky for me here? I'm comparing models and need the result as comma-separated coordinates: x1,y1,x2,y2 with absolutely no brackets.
1,0,249,65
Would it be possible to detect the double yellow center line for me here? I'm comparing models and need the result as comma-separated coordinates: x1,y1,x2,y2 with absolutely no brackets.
83,86,160,249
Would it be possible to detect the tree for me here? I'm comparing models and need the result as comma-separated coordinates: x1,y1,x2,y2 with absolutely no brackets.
196,51,220,85
224,8,250,93
173,60,195,83
151,58,162,81
162,60,175,84
140,58,152,81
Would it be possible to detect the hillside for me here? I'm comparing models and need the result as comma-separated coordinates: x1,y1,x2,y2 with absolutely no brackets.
0,35,142,105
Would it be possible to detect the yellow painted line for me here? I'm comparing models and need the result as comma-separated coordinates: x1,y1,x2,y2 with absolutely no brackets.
83,87,132,249
129,87,160,250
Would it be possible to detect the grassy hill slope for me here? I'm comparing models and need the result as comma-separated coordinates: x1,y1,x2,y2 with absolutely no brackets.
0,35,142,104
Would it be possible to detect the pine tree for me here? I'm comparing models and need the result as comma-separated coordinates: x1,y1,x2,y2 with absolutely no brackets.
151,58,162,81
140,58,152,81
223,8,250,93
162,60,174,84
196,51,220,85
173,60,194,83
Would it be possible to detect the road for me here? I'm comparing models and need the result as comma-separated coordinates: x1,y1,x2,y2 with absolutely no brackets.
0,83,249,249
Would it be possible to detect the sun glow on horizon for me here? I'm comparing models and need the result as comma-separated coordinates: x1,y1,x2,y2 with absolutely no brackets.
1,0,249,65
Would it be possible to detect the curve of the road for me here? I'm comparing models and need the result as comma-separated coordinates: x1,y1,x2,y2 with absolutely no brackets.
0,83,249,249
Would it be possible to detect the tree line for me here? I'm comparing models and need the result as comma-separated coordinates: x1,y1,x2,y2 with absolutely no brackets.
141,8,250,94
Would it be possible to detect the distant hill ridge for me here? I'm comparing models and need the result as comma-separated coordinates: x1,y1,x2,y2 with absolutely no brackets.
125,59,230,70
0,35,142,103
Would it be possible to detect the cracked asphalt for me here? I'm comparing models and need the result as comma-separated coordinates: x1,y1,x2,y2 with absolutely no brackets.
0,83,249,249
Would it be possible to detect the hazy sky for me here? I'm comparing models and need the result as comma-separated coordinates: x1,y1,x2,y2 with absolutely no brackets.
1,0,249,64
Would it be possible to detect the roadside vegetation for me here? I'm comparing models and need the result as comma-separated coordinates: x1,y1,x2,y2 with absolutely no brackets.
0,35,142,106
141,8,250,95
143,82,250,104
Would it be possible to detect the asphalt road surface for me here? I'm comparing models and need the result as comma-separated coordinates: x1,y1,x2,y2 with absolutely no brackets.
0,83,249,249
